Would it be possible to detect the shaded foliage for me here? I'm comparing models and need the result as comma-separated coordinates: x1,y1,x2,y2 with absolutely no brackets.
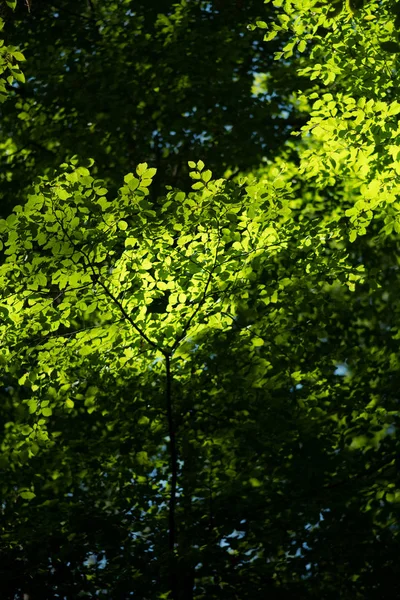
0,0,306,214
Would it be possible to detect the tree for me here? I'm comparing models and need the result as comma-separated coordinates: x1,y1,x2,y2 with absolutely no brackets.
1,0,400,599
0,0,306,215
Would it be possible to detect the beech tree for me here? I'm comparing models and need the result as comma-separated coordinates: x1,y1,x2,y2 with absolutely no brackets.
0,0,399,599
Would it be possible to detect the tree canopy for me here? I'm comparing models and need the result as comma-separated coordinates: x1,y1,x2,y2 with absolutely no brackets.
0,1,399,599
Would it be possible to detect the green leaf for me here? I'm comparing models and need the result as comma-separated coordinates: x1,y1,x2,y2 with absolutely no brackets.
136,162,148,176
124,172,135,183
27,400,37,414
143,168,157,178
56,188,70,200
12,51,25,61
94,187,108,196
139,178,152,188
11,69,25,83
136,451,148,465
20,491,36,500
298,39,306,53
6,213,16,226
141,258,153,269
125,237,136,248
249,478,262,487
192,181,204,190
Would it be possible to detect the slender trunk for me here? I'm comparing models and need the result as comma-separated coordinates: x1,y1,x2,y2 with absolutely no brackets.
178,434,196,600
165,354,178,599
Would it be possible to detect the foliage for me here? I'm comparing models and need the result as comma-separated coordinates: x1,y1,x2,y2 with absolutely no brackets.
0,0,305,215
261,0,400,244
0,1,399,599
0,0,25,102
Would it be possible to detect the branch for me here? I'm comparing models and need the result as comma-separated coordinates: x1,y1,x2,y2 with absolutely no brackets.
87,0,96,15
52,208,161,351
172,230,221,352
92,273,160,350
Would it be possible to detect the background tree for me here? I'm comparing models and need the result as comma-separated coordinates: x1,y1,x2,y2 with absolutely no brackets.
0,0,25,103
0,0,307,214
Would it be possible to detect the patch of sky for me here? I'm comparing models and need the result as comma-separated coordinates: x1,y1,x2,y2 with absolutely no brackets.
290,383,303,392
150,356,164,368
219,529,246,548
334,363,349,376
84,553,107,569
